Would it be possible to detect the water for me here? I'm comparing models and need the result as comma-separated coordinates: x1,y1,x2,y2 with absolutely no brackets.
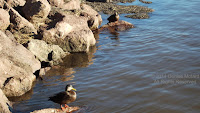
11,0,200,112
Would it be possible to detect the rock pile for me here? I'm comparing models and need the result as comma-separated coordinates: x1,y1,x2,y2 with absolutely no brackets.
0,0,102,112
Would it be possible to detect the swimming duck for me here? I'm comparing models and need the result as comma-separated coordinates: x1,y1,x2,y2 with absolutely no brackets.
107,12,119,23
49,84,77,110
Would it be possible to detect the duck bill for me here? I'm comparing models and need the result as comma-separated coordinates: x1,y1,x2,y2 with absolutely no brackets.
72,88,76,91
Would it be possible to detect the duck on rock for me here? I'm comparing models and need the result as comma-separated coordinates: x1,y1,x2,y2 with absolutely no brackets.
107,12,119,23
49,84,77,111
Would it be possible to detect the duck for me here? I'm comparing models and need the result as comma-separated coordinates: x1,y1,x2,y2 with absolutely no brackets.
48,84,77,111
107,12,119,23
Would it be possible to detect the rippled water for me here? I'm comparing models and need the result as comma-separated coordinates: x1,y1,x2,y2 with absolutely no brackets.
11,0,200,113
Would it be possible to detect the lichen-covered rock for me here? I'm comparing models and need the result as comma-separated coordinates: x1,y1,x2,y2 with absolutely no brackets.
0,9,10,30
0,89,11,113
0,31,41,97
43,13,96,52
22,0,51,23
27,39,69,65
80,4,102,30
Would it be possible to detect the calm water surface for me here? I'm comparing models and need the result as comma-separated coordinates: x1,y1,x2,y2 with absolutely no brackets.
12,0,200,112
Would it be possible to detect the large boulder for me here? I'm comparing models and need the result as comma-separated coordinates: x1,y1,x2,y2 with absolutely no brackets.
27,39,69,65
43,13,96,52
0,31,41,97
80,4,102,30
43,12,73,42
0,9,10,30
0,89,11,113
22,0,51,23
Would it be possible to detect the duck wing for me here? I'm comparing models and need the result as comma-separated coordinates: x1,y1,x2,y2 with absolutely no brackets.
48,92,70,104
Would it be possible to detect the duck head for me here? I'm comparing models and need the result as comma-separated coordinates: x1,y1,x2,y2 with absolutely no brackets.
65,84,76,92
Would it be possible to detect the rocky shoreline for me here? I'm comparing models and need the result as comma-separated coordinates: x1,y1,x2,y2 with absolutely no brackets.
0,0,153,112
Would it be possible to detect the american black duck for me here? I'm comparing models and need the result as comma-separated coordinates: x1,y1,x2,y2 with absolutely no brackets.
107,12,119,23
49,84,77,110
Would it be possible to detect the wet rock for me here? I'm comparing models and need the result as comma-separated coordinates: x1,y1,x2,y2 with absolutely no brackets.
139,0,152,4
99,20,134,32
80,4,102,30
125,13,149,19
27,39,69,65
22,0,51,23
0,89,11,113
0,9,10,30
31,106,80,113
43,13,96,52
0,31,41,97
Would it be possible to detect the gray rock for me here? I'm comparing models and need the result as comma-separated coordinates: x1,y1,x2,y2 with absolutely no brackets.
0,9,10,30
0,31,41,97
22,0,51,23
27,39,69,65
0,89,11,113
